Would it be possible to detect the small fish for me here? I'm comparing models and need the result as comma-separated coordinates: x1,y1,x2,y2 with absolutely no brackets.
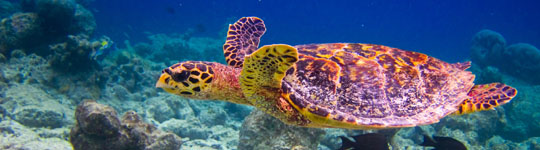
90,37,116,60
338,133,389,150
419,135,467,150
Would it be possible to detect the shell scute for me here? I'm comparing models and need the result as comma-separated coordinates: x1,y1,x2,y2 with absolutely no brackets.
285,43,475,128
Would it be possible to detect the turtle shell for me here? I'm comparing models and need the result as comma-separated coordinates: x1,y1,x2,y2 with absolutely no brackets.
280,43,475,128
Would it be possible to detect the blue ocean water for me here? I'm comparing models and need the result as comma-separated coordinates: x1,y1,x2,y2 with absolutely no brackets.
1,0,540,149
90,0,540,62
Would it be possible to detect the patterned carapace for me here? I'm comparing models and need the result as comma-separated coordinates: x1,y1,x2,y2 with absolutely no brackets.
156,16,518,129
278,43,480,128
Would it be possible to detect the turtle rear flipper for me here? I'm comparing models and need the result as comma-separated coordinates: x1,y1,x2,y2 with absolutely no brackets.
223,17,266,68
454,83,517,115
240,44,298,100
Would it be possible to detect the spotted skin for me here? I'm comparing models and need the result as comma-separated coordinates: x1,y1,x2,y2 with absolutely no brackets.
223,17,266,68
240,44,298,100
156,61,250,105
156,61,215,96
239,44,310,125
455,83,517,115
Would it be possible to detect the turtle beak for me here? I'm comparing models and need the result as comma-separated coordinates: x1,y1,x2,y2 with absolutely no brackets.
155,74,169,88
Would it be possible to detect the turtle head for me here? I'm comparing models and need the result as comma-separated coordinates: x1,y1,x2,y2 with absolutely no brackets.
156,61,215,98
156,61,249,104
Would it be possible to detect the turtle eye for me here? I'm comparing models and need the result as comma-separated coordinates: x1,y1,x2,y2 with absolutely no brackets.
172,70,190,82
163,68,173,75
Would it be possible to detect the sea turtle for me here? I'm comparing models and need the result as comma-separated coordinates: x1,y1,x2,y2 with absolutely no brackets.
155,17,517,129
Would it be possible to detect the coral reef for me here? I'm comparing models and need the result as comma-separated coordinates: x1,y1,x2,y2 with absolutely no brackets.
0,0,19,19
501,81,540,141
20,0,95,36
149,94,244,150
468,29,540,141
470,29,540,85
35,0,77,36
470,29,507,67
0,120,73,150
0,12,42,53
238,110,325,150
1,0,99,74
48,34,101,72
0,54,74,128
503,43,540,83
3,84,73,128
70,100,182,150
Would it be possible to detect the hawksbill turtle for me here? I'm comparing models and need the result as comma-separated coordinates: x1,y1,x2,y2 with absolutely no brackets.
155,17,517,129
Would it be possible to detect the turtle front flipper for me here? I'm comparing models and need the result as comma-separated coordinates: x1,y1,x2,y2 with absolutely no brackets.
454,83,517,115
223,17,266,68
240,44,298,101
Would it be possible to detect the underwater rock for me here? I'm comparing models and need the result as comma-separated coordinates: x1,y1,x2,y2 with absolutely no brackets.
223,102,253,122
70,100,182,150
0,53,6,62
2,0,97,59
181,139,226,150
2,84,72,128
521,137,540,150
101,50,162,95
0,54,53,85
198,106,229,126
502,83,540,140
470,30,540,85
470,29,506,67
144,97,176,123
436,110,504,142
48,34,100,72
186,100,233,127
35,0,77,36
121,110,183,150
10,49,26,58
0,0,18,19
74,100,120,137
27,0,95,36
503,43,540,84
159,118,240,150
485,136,540,150
468,62,540,142
13,106,67,128
486,136,512,150
144,94,196,122
0,120,73,150
159,118,211,140
0,13,43,53
238,110,325,150
35,127,71,139
69,4,96,36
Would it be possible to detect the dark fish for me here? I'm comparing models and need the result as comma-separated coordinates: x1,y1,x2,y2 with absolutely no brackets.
338,133,389,150
419,135,467,150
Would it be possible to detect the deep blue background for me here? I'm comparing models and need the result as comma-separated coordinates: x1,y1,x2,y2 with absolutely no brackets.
90,0,540,62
